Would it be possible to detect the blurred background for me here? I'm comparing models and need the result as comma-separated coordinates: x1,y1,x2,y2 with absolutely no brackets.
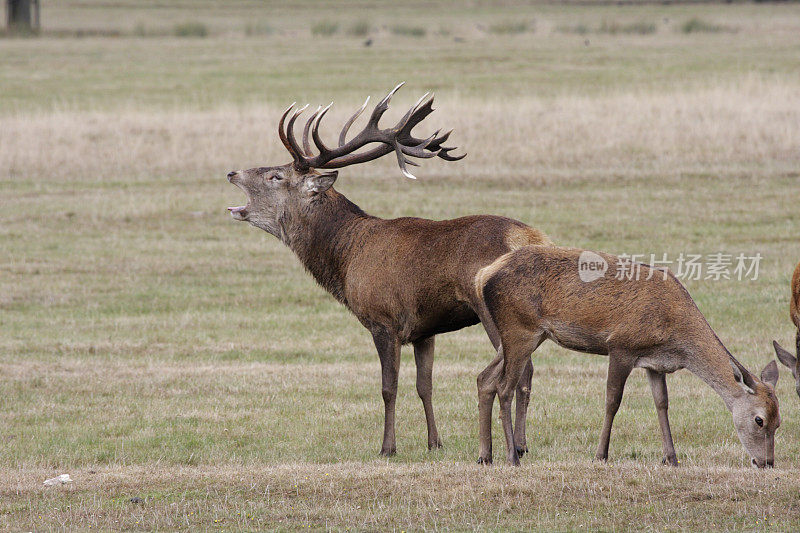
2,1,800,530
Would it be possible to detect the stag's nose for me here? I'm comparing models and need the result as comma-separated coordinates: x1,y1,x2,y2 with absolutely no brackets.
227,171,238,182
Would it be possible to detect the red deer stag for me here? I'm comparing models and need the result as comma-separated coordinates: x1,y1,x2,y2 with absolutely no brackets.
773,260,800,399
475,246,780,467
226,84,548,456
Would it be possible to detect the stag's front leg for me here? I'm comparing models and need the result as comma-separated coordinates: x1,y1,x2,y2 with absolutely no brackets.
413,336,442,450
595,353,634,462
372,328,402,456
646,369,678,466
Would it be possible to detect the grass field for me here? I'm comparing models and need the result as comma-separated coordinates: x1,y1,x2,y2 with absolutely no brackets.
2,1,800,530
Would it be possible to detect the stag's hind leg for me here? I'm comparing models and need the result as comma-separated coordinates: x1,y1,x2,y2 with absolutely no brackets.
372,328,402,456
413,336,442,450
646,369,678,466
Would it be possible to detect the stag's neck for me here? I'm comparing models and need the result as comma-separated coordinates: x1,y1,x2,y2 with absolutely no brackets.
683,327,743,412
284,188,376,306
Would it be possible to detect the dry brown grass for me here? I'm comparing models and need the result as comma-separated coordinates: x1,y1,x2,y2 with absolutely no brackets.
3,75,798,188
4,462,799,531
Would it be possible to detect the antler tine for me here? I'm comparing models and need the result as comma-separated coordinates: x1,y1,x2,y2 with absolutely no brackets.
285,104,310,165
338,96,370,147
393,143,418,180
398,97,435,137
399,131,439,159
437,147,467,161
366,82,405,128
437,144,464,161
278,102,298,160
303,105,322,157
381,82,405,106
426,128,466,161
311,102,334,154
396,92,430,132
286,83,464,177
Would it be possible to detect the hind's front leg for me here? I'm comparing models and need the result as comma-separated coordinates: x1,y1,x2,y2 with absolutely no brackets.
477,350,503,464
513,358,533,458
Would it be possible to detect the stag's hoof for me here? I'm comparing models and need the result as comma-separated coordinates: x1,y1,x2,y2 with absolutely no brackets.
515,446,528,458
662,455,679,466
379,447,396,457
477,456,493,465
428,439,443,450
594,454,609,463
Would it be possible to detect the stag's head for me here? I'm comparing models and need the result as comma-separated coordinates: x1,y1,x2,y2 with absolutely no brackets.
729,359,780,468
227,83,464,238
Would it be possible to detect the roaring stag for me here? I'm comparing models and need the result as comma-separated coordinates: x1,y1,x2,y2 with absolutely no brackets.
773,260,800,399
226,84,548,455
475,246,780,467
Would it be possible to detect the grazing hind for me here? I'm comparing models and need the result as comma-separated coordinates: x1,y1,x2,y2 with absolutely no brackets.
475,246,780,467
772,261,800,399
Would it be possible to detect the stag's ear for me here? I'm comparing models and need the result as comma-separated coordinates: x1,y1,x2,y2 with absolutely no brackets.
730,360,755,394
304,171,338,195
760,360,779,388
773,340,797,372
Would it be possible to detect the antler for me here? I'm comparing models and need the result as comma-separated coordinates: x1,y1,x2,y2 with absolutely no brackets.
278,82,465,179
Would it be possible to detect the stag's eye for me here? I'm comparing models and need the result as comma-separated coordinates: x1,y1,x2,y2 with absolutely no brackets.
269,175,283,182
755,416,764,427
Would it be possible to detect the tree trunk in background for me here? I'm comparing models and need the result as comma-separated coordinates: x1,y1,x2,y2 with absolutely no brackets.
7,0,39,33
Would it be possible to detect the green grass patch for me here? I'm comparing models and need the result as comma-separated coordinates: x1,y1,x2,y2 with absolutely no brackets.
681,17,738,34
556,23,590,35
599,20,657,35
346,19,370,37
244,21,273,36
172,21,208,38
488,20,530,34
311,20,339,36
390,24,426,37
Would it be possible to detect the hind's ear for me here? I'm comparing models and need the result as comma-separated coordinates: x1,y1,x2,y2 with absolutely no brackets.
773,340,797,376
760,360,779,388
730,360,755,394
304,171,338,195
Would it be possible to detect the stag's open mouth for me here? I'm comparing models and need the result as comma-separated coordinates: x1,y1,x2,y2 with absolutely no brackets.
227,204,248,221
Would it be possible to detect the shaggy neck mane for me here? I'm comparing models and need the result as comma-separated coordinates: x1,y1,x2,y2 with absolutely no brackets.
284,188,374,306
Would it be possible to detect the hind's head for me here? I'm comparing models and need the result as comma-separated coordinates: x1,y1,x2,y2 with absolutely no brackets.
729,359,781,468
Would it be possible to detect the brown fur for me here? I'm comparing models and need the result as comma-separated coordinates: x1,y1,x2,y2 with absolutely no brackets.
227,164,550,455
773,261,800,398
475,246,780,467
792,262,800,330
